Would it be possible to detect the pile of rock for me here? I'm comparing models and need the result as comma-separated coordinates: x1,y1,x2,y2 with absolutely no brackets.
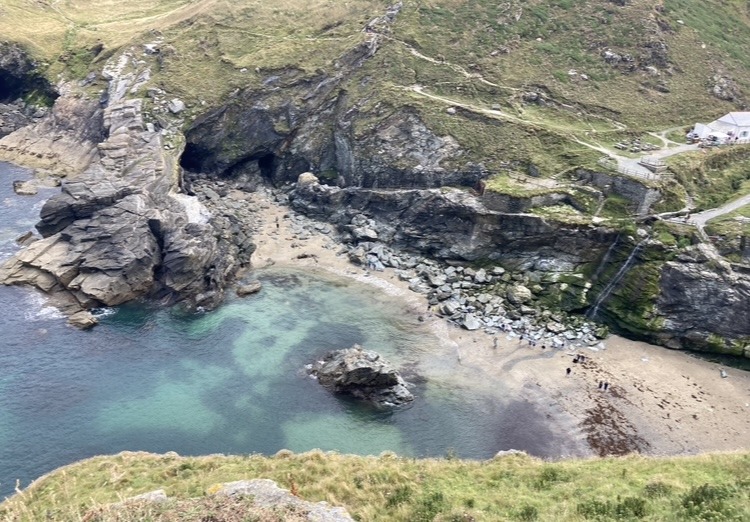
262,195,607,348
378,244,605,347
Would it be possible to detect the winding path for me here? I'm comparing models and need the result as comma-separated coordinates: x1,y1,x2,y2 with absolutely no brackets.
688,193,750,230
403,57,749,240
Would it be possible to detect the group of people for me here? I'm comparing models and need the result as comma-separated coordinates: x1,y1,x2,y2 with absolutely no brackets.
564,354,612,391
493,326,614,391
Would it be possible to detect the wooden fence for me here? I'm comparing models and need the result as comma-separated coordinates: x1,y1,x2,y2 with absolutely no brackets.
597,157,661,182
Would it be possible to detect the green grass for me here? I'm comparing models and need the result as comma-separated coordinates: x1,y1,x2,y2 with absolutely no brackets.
667,146,750,210
3,0,750,244
3,0,749,198
705,203,750,250
599,194,633,219
2,451,749,521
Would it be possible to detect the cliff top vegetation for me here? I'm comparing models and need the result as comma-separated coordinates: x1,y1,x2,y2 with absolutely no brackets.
3,1,750,216
2,450,749,521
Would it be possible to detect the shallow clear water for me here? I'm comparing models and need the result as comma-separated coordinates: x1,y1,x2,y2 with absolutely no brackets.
0,162,576,500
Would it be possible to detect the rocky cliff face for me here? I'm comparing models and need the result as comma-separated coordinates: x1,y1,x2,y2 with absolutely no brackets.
0,15,747,358
654,247,750,357
290,175,750,358
180,42,485,193
0,88,104,177
291,176,610,270
182,86,485,191
0,49,256,319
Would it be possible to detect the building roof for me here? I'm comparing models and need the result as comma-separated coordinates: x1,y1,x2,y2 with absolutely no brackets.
717,112,750,127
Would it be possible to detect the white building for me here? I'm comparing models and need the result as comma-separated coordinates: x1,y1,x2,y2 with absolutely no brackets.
692,112,750,143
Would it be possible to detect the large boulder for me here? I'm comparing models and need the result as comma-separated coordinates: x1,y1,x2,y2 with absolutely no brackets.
506,284,533,305
310,345,414,407
215,479,353,521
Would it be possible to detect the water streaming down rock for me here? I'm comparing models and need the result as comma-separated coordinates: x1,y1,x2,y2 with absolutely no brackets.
586,240,646,320
590,235,621,282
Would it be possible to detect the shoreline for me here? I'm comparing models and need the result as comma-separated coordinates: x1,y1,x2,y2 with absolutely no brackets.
247,188,750,458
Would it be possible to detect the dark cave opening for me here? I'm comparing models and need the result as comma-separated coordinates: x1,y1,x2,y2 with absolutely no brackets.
0,70,58,105
257,153,276,180
179,145,278,182
0,71,26,103
179,142,207,173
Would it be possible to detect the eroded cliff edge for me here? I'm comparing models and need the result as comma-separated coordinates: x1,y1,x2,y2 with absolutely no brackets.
0,19,748,357
0,48,255,321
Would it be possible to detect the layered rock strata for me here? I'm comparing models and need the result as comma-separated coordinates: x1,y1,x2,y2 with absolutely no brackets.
0,51,255,319
291,175,750,358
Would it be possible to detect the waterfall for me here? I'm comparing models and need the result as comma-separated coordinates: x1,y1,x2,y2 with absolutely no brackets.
586,240,645,320
590,235,620,282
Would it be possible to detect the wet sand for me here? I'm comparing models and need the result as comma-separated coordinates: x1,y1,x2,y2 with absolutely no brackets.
247,189,750,457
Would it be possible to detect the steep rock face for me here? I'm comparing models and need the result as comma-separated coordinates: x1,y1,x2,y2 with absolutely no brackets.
1,98,203,309
0,89,104,176
0,51,254,316
291,176,750,357
0,44,95,171
291,176,609,271
574,169,662,216
654,249,750,357
182,57,484,191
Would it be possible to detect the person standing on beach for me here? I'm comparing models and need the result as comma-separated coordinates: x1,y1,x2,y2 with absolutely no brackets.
566,367,571,376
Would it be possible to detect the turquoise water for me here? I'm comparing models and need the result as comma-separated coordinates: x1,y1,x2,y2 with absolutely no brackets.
0,162,576,500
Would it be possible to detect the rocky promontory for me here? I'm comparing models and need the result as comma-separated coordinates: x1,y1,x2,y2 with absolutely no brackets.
0,48,257,320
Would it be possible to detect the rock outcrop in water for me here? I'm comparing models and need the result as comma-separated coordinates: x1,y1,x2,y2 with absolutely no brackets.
310,345,414,408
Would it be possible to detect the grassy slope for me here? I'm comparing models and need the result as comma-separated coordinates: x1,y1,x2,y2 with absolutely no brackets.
1,451,749,521
3,1,750,201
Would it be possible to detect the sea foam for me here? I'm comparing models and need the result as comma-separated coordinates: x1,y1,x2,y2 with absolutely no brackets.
22,293,65,322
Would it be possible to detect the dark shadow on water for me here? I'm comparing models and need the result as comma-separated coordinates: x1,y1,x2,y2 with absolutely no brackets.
394,388,572,460
257,272,305,289
293,322,366,362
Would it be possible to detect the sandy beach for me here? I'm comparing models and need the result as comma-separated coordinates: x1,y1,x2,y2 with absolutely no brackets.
247,188,750,458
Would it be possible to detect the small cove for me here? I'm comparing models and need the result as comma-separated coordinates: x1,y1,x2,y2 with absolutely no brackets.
0,162,582,500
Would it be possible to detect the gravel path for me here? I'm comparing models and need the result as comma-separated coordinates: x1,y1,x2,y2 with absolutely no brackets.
689,192,750,229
